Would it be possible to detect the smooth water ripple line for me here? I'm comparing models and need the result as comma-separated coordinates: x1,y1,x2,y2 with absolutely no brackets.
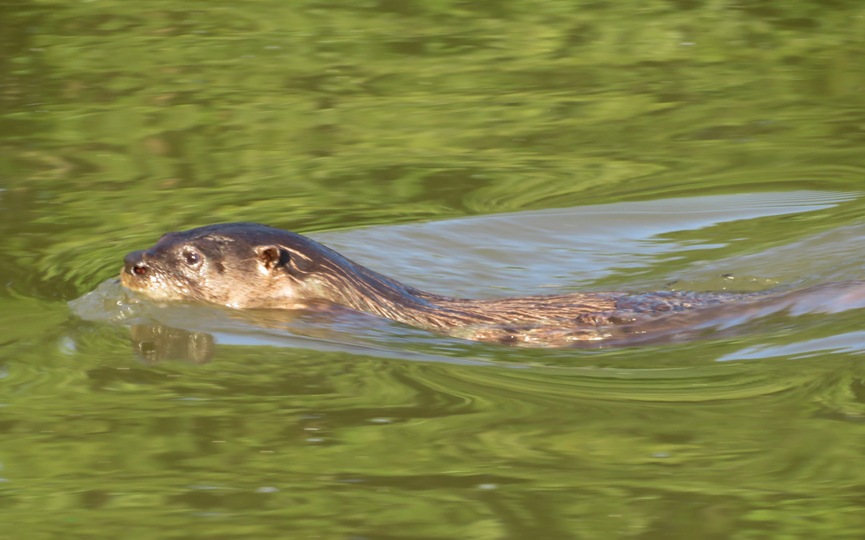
717,331,865,361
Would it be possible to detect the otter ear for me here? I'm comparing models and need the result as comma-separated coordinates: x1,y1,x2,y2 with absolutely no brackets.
255,245,290,272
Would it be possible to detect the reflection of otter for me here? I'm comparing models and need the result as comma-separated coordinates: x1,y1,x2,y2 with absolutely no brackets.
121,223,764,346
130,324,214,364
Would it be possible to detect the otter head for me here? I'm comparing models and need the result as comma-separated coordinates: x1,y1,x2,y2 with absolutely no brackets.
120,223,327,309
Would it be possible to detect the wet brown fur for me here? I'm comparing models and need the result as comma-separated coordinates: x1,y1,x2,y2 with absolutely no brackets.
121,223,756,346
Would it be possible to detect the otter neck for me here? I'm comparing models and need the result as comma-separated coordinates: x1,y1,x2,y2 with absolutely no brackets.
304,256,490,330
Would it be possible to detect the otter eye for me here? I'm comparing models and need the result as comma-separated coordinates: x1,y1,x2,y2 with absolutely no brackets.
183,250,201,266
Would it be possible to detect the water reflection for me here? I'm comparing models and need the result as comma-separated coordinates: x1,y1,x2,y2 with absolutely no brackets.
315,190,860,296
130,324,214,364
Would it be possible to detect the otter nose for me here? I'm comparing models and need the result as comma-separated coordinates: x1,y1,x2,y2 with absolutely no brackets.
124,250,150,276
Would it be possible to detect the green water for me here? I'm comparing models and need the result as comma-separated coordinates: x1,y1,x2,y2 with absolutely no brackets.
2,1,865,538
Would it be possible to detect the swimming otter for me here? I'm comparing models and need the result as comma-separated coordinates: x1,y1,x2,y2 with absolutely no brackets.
120,222,760,346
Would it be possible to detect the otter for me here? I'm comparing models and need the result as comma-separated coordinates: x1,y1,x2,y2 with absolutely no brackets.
120,222,766,346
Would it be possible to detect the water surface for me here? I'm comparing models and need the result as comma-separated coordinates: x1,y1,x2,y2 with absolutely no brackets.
2,1,865,538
